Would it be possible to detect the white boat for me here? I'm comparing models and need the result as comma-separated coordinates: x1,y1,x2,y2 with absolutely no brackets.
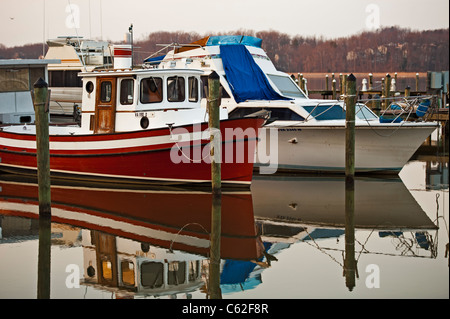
148,35,439,174
44,37,113,116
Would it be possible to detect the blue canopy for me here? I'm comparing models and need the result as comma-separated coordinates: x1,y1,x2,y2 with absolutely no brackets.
207,35,262,48
220,44,291,103
143,54,166,65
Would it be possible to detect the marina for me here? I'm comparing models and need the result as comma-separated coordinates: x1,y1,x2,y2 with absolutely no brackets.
0,2,448,302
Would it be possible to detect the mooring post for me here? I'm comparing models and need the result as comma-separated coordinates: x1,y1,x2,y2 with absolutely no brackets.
32,77,51,299
332,79,337,100
344,73,357,291
416,73,420,92
207,71,222,299
325,74,329,92
405,86,411,98
368,73,373,90
345,74,356,178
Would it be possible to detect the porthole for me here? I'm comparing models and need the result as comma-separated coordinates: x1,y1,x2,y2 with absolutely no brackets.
140,116,149,129
85,81,94,94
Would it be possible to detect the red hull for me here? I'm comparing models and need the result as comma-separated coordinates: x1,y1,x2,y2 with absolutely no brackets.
0,117,264,187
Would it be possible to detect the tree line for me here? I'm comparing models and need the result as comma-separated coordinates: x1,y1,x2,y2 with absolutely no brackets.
1,26,448,73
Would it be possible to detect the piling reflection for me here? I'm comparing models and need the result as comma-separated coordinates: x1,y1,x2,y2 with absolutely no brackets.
37,215,51,299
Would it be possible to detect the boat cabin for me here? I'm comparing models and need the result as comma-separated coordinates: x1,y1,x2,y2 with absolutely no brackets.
44,37,113,115
78,66,212,134
0,59,59,124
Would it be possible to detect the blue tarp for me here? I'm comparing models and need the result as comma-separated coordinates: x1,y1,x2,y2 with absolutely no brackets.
143,54,166,64
220,44,291,103
207,35,262,48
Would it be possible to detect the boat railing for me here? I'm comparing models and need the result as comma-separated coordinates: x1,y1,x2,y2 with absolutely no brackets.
357,94,438,123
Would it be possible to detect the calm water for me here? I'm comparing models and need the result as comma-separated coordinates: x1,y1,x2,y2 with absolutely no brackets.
0,157,448,300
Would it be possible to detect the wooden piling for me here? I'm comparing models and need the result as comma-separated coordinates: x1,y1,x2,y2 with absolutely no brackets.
368,73,373,90
416,73,420,91
207,71,222,299
344,73,357,291
332,79,337,100
32,77,51,299
345,74,356,178
33,78,51,217
405,86,411,98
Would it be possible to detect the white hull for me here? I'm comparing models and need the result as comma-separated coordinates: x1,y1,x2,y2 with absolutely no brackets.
256,122,437,174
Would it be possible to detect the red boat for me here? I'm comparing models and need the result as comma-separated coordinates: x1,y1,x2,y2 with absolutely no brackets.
0,52,264,188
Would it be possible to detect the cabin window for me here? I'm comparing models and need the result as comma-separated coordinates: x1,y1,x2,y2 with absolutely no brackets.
141,262,164,288
188,77,199,102
85,81,94,93
229,107,305,121
356,104,378,120
167,76,185,102
267,74,306,98
303,105,346,120
189,261,200,281
140,77,163,104
121,260,135,286
168,261,186,285
101,258,113,281
201,75,231,98
0,68,29,92
120,78,134,105
48,70,82,87
100,81,112,103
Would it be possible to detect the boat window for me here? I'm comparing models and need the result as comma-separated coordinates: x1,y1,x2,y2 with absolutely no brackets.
189,261,200,282
121,260,135,286
188,76,199,102
0,68,29,92
29,67,45,88
201,75,231,99
101,258,113,281
100,81,112,103
266,74,306,98
356,104,378,120
167,76,185,102
168,261,186,285
303,105,346,120
140,77,163,104
229,107,305,121
48,70,82,87
120,78,134,105
141,261,164,288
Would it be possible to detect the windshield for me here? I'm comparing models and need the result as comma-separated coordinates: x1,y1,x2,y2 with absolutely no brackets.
266,74,306,98
355,104,378,120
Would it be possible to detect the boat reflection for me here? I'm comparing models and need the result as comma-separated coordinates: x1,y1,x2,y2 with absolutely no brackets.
0,172,441,297
0,177,263,298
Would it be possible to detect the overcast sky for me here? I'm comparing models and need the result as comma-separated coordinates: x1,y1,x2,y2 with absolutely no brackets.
1,0,449,47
